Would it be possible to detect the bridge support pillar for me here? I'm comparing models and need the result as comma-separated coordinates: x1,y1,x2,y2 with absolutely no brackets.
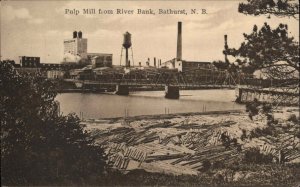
235,88,243,103
115,85,129,95
165,85,179,99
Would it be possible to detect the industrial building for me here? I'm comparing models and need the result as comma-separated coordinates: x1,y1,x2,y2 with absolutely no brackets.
69,67,94,80
63,31,88,60
163,22,213,72
19,56,40,67
163,58,212,72
91,54,113,68
13,56,42,75
63,31,113,66
87,53,111,61
14,30,113,79
40,63,82,70
47,70,65,79
175,60,212,72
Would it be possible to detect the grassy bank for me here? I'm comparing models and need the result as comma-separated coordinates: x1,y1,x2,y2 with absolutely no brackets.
100,164,300,186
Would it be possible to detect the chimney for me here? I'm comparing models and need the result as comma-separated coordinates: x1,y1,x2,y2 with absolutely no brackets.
224,35,228,49
177,22,182,61
154,57,156,67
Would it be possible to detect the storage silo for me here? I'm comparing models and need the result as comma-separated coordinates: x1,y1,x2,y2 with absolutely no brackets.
73,31,77,38
78,31,82,38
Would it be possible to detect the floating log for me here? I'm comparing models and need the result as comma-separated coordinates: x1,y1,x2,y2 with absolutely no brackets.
171,154,192,165
145,153,185,162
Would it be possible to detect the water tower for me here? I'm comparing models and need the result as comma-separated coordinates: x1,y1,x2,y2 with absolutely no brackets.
120,31,134,67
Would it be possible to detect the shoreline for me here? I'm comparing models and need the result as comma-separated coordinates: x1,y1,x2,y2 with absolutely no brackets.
81,109,244,122
57,87,236,93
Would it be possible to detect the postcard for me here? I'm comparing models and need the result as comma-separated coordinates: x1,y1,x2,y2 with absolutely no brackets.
1,0,299,186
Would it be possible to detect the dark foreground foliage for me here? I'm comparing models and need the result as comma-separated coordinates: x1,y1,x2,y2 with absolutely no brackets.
103,164,300,187
0,62,106,185
243,147,273,164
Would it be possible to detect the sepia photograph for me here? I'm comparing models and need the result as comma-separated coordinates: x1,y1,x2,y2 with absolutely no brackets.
1,0,299,186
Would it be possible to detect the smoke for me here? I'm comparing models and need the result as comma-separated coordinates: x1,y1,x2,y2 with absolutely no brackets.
62,53,81,63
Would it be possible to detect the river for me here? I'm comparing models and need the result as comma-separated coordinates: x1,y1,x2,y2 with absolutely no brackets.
55,89,245,118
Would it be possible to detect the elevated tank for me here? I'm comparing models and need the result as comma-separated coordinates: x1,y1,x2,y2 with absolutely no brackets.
73,31,78,38
122,32,132,49
78,31,82,38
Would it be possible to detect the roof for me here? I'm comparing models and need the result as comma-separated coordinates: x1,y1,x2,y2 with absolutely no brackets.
181,60,211,64
87,53,113,56
19,56,40,58
94,67,111,71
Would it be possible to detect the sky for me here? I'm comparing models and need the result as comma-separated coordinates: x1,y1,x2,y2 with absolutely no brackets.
1,0,299,66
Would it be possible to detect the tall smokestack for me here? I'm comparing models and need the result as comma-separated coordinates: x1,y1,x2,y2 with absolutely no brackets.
154,57,156,67
224,35,228,49
177,22,182,61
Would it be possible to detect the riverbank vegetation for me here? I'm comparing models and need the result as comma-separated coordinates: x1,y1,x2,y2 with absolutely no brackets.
96,163,300,186
1,62,106,185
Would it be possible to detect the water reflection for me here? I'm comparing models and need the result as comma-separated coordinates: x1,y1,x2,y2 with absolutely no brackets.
55,89,244,118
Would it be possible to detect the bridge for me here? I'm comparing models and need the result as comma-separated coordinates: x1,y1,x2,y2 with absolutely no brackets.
65,67,248,98
64,66,298,101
